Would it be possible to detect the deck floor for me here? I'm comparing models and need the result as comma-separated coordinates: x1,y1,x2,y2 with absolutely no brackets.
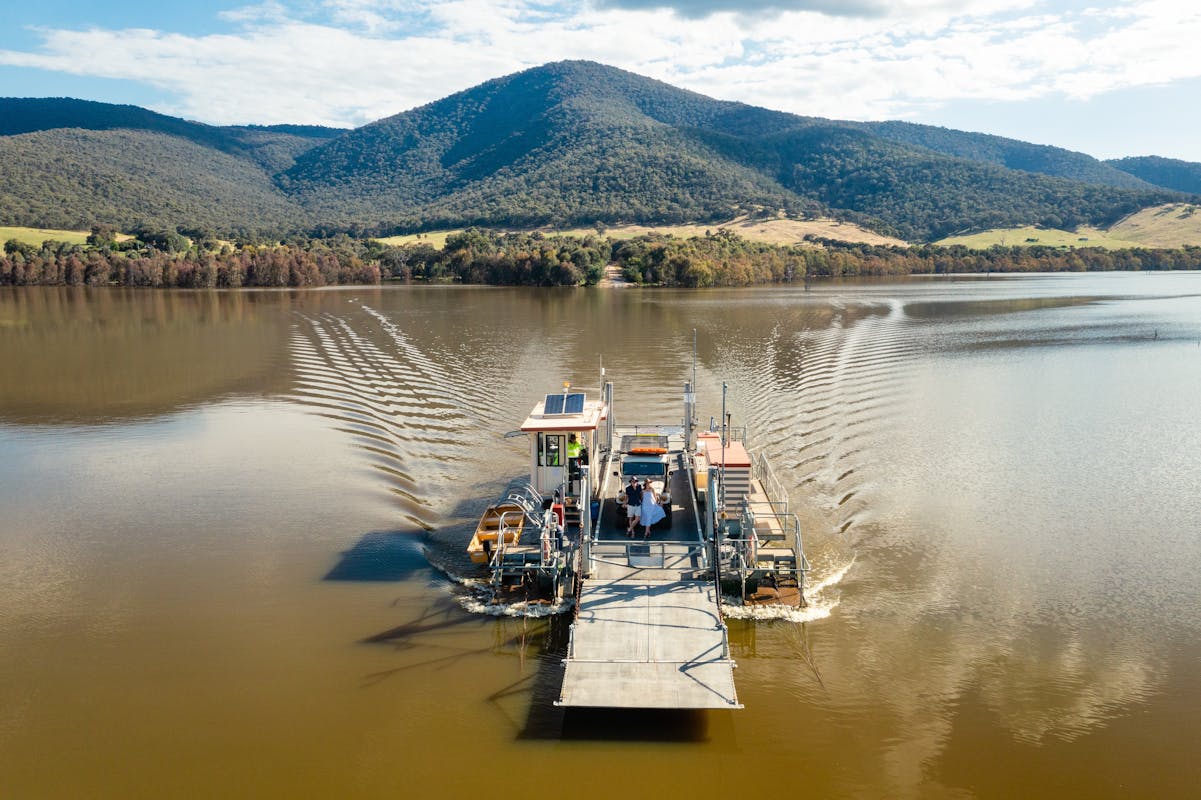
557,579,740,709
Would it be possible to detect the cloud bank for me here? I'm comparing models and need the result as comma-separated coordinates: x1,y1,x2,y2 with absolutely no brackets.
0,0,1198,133
589,0,1007,19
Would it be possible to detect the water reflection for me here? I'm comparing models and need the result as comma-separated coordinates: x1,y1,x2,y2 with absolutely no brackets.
0,287,296,423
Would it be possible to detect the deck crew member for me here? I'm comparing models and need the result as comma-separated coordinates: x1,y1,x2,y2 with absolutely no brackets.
567,433,583,494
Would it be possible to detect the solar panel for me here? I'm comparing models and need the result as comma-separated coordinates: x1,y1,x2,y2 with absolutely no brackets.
543,394,565,415
564,393,585,414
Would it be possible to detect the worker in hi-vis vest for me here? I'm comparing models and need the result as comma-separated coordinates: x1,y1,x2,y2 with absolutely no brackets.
567,433,583,493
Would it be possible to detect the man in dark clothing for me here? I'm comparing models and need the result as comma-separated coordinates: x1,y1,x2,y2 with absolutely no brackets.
625,476,643,536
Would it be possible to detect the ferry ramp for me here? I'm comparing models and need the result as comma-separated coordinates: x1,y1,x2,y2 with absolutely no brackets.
557,560,740,709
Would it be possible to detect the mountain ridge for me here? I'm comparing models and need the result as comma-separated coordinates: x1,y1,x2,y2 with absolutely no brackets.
1106,156,1201,195
1,61,1197,241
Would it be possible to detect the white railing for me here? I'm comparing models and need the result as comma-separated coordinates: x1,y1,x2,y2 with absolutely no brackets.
755,452,789,514
488,509,526,571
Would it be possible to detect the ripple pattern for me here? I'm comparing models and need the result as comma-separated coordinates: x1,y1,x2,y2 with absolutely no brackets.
287,303,525,529
715,300,918,574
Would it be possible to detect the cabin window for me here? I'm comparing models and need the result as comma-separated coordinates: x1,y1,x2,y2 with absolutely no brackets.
539,433,564,467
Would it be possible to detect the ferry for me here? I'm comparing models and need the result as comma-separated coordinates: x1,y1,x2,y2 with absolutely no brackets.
469,372,810,709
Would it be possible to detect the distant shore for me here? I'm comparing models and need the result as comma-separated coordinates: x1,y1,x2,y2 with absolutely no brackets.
5,227,1201,289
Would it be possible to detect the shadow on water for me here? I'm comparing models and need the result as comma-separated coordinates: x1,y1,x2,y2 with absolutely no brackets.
559,708,710,742
360,600,480,645
503,616,710,743
358,600,501,688
324,529,429,582
337,526,706,743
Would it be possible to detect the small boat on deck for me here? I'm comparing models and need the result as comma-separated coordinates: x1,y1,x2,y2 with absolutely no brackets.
466,500,527,564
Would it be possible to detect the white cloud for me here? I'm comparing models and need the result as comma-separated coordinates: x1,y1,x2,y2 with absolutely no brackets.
0,0,1199,128
589,0,1032,19
218,2,292,24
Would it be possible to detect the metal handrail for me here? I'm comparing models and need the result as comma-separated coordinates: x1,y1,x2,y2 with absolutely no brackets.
488,509,526,570
504,495,540,527
539,524,554,568
755,453,789,514
705,422,747,442
586,541,702,569
792,513,808,566
745,498,790,514
676,452,708,565
726,505,810,585
725,533,807,576
505,483,546,527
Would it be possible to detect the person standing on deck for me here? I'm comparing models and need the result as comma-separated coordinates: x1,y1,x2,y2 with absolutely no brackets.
567,433,583,494
625,476,643,536
641,478,666,539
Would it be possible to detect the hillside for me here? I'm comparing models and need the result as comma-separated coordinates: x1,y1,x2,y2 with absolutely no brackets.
0,98,345,235
278,61,813,229
1107,156,1201,195
935,225,1145,250
0,63,1194,241
1107,202,1201,246
376,216,907,249
0,128,305,237
690,122,1168,239
933,203,1201,249
860,121,1153,190
0,98,343,173
282,61,1180,240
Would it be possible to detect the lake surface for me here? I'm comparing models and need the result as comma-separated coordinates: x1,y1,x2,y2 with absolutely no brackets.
2,275,1200,798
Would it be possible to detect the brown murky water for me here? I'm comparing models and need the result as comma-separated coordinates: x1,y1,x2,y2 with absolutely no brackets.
2,276,1201,798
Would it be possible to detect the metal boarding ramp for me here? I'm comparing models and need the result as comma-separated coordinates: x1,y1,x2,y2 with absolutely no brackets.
557,537,740,710
557,418,740,709
556,578,739,709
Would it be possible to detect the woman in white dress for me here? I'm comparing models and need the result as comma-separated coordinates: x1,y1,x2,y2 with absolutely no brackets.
640,479,666,538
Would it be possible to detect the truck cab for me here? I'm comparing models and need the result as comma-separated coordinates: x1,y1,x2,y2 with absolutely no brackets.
617,435,673,527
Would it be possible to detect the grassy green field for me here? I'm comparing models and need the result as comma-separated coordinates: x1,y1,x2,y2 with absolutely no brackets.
936,225,1145,250
936,205,1201,250
1107,203,1201,247
11,204,1197,255
1,226,92,246
374,230,459,248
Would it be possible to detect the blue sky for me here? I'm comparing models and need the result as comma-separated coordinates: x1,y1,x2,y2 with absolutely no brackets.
2,0,1200,161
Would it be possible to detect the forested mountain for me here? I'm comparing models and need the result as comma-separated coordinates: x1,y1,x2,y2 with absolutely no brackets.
277,61,813,230
688,122,1159,239
282,61,1179,239
0,98,344,172
0,98,345,236
1107,156,1201,195
0,128,307,237
858,121,1154,190
0,63,1192,241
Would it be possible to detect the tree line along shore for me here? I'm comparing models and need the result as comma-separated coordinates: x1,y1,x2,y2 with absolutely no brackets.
4,226,1201,289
